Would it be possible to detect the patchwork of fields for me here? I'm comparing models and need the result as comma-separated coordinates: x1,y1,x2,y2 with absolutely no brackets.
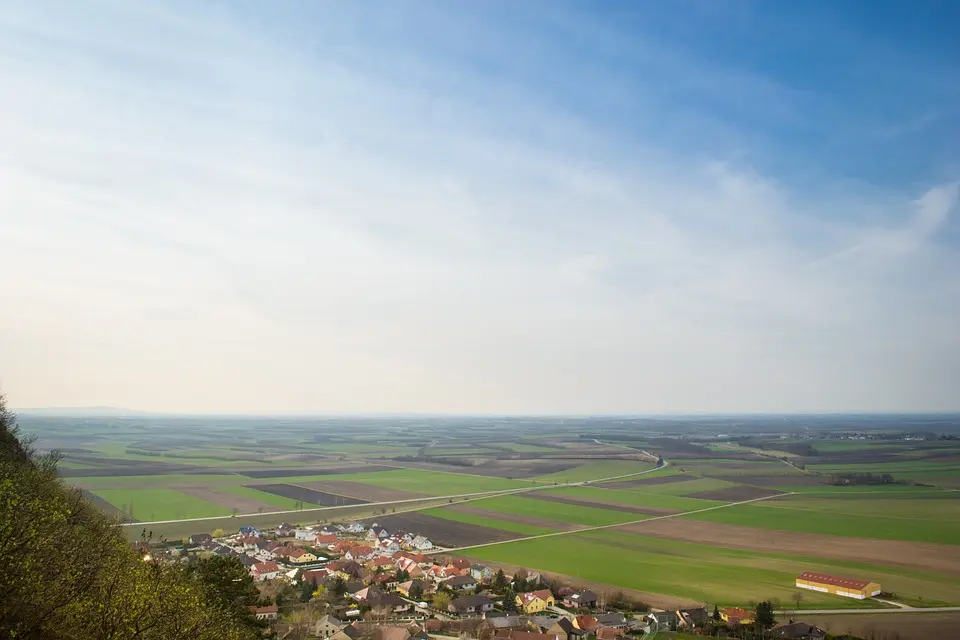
23,412,960,619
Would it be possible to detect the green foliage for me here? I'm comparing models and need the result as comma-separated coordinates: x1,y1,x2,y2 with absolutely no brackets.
0,394,260,639
492,569,508,591
754,601,775,628
409,581,423,600
431,591,452,612
183,555,267,633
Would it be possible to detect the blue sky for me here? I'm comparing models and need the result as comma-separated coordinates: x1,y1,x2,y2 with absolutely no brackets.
1,1,958,413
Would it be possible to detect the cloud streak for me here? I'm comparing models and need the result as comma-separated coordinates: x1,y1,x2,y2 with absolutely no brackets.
0,1,958,413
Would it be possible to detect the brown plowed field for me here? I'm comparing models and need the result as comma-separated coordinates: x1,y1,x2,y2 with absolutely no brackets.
804,612,960,640
180,487,277,513
687,485,784,501
252,484,368,506
446,504,579,531
601,474,694,488
297,480,427,502
525,493,678,515
358,512,518,547
615,519,960,577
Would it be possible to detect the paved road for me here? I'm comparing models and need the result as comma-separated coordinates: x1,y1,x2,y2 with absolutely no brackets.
123,456,670,526
776,607,960,615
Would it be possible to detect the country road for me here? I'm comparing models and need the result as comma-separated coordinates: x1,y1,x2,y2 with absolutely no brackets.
122,456,671,527
776,607,960,615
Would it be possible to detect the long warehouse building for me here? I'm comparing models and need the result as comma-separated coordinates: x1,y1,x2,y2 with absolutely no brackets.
795,572,881,600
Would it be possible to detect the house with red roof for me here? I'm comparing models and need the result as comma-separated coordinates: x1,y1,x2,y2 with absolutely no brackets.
251,561,281,582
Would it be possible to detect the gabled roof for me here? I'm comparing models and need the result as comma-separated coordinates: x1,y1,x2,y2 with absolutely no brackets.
444,575,477,587
574,616,599,631
518,589,553,604
722,607,752,620
450,594,494,609
771,622,826,639
253,561,280,573
797,572,872,590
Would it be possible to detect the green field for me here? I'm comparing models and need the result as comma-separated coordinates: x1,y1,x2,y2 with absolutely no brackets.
462,530,960,607
535,460,657,483
423,507,557,537
765,494,960,521
330,469,535,495
218,485,305,510
619,477,741,496
684,502,960,545
92,488,232,521
468,494,646,527
543,485,725,511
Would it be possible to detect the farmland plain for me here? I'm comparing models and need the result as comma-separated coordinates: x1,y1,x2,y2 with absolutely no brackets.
18,411,960,626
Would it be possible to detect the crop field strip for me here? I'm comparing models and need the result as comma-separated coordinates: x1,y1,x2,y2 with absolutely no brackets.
247,484,369,507
460,529,960,608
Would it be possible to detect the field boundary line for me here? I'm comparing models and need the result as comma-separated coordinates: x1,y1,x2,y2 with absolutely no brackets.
121,459,673,527
430,491,791,554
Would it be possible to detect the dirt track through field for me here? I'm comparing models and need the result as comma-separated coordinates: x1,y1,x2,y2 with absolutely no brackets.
687,485,784,501
524,493,679,515
599,474,693,488
445,504,580,531
708,474,826,487
180,487,276,513
615,519,960,577
297,480,427,502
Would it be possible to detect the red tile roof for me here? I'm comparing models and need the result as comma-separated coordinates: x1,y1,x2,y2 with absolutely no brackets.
722,608,751,620
254,562,280,573
798,572,872,590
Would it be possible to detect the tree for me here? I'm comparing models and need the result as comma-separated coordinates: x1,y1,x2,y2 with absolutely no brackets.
211,528,225,538
330,576,348,599
513,569,528,593
493,569,508,592
395,568,410,583
183,555,268,634
755,601,775,628
792,591,803,610
0,392,260,639
299,578,315,603
712,605,721,621
409,581,424,601
432,591,452,612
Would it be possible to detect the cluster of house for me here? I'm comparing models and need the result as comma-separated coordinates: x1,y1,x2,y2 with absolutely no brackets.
185,521,436,585
644,608,828,639
183,523,833,640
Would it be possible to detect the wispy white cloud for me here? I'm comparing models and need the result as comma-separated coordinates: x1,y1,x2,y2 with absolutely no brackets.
0,1,957,413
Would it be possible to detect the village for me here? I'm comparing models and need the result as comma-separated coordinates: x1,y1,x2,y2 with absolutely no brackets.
163,520,837,640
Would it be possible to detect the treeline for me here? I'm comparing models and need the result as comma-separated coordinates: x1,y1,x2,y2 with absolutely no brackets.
826,472,902,486
0,393,268,639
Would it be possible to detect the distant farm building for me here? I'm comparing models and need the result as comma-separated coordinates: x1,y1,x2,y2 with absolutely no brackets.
796,572,880,599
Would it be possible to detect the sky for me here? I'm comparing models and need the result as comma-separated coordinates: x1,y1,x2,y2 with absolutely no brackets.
1,1,959,414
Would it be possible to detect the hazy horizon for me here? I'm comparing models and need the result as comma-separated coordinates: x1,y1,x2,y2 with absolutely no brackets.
2,2,959,414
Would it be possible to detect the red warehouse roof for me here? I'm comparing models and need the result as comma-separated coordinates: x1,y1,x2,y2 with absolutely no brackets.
798,572,872,590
